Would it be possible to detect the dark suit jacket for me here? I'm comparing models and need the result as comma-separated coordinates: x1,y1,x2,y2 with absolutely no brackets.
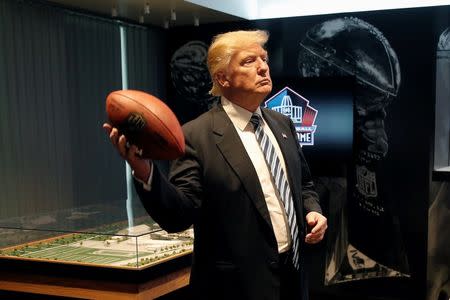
135,104,322,300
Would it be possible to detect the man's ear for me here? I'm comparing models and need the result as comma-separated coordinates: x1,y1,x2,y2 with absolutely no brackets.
215,71,230,88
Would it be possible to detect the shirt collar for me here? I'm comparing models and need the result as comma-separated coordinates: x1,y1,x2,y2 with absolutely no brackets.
221,97,263,131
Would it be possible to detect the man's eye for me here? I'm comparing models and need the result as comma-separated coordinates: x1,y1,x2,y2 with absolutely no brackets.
243,57,256,64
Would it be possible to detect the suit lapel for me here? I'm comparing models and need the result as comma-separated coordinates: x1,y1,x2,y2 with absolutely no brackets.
212,106,273,230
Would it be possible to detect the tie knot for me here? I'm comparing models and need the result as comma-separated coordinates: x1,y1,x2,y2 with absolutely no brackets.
249,114,261,131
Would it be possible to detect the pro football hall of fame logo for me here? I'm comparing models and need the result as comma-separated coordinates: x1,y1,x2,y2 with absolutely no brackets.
264,87,318,146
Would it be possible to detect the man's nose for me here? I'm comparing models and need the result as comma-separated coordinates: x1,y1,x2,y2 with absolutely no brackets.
257,59,269,73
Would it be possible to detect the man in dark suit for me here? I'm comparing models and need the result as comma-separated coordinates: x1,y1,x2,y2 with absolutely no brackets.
104,30,327,300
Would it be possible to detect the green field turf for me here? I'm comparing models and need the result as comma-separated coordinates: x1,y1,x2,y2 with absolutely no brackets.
23,244,151,265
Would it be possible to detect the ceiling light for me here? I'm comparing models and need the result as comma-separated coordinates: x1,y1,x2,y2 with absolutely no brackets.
171,9,176,21
164,20,169,29
194,16,199,26
111,6,118,17
144,2,150,14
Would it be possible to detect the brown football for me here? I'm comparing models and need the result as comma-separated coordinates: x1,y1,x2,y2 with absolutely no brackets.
106,90,185,160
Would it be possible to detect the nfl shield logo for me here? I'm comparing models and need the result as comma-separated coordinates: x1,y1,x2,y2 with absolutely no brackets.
264,87,318,146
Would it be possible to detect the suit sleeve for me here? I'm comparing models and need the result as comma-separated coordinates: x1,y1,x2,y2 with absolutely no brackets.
134,134,203,233
287,118,323,216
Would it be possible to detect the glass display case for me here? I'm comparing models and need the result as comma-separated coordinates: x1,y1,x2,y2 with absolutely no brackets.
0,203,193,270
434,27,450,179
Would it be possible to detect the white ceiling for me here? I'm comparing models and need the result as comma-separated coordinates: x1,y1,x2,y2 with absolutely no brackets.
188,0,450,19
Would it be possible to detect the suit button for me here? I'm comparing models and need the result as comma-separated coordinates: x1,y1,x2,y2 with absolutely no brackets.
269,261,279,271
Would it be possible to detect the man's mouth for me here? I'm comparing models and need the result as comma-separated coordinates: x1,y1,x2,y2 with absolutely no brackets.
258,79,271,85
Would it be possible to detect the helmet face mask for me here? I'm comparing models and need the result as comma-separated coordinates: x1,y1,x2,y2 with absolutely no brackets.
353,84,392,159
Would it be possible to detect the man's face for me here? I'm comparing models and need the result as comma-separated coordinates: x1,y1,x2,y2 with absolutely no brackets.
221,44,272,106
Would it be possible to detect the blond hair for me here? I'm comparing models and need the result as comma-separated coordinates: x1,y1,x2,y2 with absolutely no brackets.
207,30,269,96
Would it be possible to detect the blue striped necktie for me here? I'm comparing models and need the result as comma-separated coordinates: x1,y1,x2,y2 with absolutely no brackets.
250,113,300,270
